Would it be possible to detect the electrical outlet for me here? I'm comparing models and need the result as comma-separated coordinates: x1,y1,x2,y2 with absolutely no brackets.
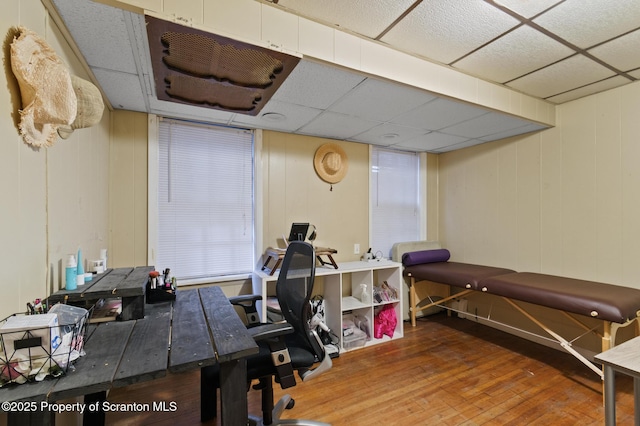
354,244,360,254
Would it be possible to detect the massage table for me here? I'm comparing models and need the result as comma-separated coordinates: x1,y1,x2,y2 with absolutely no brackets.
400,246,640,380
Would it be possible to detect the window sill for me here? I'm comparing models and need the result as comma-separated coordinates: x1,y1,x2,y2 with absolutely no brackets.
176,273,252,287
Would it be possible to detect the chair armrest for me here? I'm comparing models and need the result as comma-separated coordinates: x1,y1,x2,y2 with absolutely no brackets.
228,294,262,325
248,322,294,342
228,294,262,305
249,322,297,389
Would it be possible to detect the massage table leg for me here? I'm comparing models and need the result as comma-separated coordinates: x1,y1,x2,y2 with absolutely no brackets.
409,277,473,326
501,297,604,377
410,279,417,326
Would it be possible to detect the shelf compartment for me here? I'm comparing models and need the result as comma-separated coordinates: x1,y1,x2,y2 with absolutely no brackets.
341,296,369,311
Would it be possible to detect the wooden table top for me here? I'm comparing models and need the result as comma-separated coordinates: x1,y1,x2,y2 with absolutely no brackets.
1,286,257,403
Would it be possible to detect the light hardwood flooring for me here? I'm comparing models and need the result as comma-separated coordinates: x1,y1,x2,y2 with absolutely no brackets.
106,313,635,425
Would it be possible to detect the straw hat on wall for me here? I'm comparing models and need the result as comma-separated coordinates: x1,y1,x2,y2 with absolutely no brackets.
10,27,77,147
314,143,349,185
57,75,105,139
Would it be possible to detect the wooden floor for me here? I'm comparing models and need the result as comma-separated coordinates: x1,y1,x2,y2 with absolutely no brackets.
106,313,635,425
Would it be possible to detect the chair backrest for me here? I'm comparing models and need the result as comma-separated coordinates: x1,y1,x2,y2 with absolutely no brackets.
275,241,324,359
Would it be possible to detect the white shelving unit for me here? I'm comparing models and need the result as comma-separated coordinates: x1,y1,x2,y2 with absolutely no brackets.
252,260,403,353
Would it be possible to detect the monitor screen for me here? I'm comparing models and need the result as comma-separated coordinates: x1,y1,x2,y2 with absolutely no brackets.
288,223,310,242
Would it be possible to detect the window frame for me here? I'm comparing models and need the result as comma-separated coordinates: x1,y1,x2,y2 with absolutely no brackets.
368,145,427,259
148,115,264,285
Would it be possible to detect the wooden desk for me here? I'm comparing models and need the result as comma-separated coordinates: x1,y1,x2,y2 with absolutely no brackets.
170,287,259,425
1,286,258,426
595,335,640,426
47,267,152,320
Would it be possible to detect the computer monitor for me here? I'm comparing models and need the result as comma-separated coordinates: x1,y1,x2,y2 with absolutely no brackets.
288,223,310,242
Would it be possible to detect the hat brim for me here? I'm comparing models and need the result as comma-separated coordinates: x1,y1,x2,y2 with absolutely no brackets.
314,143,349,184
10,27,77,147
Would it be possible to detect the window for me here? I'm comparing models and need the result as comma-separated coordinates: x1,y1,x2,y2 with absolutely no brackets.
370,147,421,259
156,119,254,280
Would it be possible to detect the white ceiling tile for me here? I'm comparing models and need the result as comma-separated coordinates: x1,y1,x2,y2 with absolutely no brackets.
271,60,365,109
391,98,488,131
92,69,147,111
454,26,574,83
493,0,563,18
507,55,615,99
55,0,137,74
298,111,380,140
435,139,487,152
630,69,640,79
545,76,632,104
479,123,549,142
395,132,469,152
533,0,640,49
348,123,428,145
381,0,520,64
230,100,322,132
276,0,416,39
329,78,437,122
589,29,640,72
440,112,532,138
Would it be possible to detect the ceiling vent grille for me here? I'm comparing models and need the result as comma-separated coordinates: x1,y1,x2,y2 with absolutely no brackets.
146,16,300,115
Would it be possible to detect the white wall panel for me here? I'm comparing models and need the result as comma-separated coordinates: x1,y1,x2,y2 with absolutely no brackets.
0,2,112,319
539,126,563,275
516,137,541,271
594,88,622,284
0,3,22,317
620,82,640,287
204,0,261,43
333,30,361,71
495,140,519,268
299,17,334,62
261,4,299,52
164,0,203,24
559,97,597,279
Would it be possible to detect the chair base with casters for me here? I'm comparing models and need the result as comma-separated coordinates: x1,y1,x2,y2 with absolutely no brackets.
201,337,332,425
202,241,332,425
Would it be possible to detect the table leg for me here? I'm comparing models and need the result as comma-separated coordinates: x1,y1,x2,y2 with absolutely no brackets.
200,366,218,422
219,358,248,426
7,409,54,426
84,391,107,426
634,376,640,426
603,365,616,426
121,295,145,320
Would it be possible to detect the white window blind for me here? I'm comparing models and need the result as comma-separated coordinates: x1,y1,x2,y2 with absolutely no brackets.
371,148,420,259
157,119,254,280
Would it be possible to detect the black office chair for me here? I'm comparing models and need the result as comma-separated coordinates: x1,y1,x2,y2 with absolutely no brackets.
202,241,332,425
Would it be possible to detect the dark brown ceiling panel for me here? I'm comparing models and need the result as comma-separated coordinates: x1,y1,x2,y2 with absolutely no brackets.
146,15,300,116
165,75,262,111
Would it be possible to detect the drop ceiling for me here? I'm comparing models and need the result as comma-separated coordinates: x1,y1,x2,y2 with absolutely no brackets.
47,0,639,153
